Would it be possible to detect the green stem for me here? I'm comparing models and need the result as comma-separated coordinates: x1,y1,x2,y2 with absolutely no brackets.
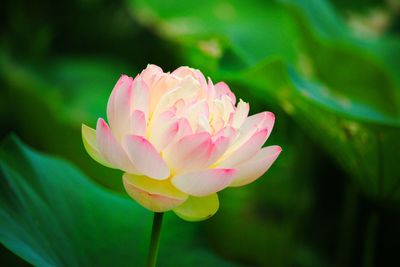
146,212,164,267
363,209,379,267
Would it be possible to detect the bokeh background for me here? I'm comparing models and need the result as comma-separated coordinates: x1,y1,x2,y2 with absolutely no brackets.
1,0,400,266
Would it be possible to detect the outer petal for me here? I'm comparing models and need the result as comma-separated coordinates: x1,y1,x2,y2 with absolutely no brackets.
229,145,282,187
96,118,138,174
123,173,188,212
173,194,219,222
123,135,170,180
81,124,113,168
217,129,268,168
240,111,275,139
106,75,134,140
227,111,274,155
171,168,236,196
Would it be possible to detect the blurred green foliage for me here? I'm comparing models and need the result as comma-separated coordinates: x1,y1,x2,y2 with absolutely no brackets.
1,0,399,266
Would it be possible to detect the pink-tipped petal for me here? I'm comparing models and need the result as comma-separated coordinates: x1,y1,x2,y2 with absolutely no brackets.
173,117,193,143
96,118,138,173
82,124,113,168
123,135,170,180
123,173,188,212
213,126,237,141
228,111,274,154
229,145,282,187
106,75,134,140
130,110,146,137
172,168,236,196
163,132,212,173
240,111,275,137
215,81,236,104
140,64,164,86
263,112,275,139
206,136,231,167
172,66,197,78
132,77,150,119
218,129,268,168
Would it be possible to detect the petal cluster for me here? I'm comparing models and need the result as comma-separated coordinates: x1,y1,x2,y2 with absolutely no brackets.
82,65,281,221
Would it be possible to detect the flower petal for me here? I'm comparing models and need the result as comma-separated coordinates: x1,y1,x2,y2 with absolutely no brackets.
171,168,236,196
123,173,188,212
81,124,113,168
106,75,134,140
163,132,212,173
123,135,170,180
132,77,150,119
149,111,176,150
130,110,146,137
231,99,249,129
96,118,138,174
240,111,275,138
206,135,231,167
140,64,163,87
217,129,268,168
173,194,219,222
215,81,236,104
229,145,282,187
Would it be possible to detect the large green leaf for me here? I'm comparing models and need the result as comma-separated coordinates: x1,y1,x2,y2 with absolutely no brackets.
129,0,399,125
234,59,400,202
0,54,135,191
0,136,241,267
127,0,400,201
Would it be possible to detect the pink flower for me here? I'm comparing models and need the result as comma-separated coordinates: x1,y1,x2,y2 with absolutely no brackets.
82,64,281,221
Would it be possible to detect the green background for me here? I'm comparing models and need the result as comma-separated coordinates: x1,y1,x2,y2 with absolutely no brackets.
1,0,399,266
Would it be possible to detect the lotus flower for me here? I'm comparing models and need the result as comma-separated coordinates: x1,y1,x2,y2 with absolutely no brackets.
82,64,281,221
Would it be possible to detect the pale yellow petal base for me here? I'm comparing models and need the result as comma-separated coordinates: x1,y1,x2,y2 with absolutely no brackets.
173,193,219,222
123,173,188,212
81,124,113,168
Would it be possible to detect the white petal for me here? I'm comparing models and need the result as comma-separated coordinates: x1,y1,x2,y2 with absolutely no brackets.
218,129,268,168
96,118,138,173
123,135,170,180
163,132,212,173
172,168,236,196
130,110,146,137
106,75,134,140
132,77,150,119
232,99,249,129
230,146,282,187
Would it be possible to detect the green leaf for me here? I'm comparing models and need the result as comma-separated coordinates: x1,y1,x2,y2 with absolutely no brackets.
0,135,241,267
0,54,135,191
127,0,400,201
236,59,400,201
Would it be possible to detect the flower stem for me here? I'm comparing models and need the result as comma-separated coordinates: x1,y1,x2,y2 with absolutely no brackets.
146,212,164,267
